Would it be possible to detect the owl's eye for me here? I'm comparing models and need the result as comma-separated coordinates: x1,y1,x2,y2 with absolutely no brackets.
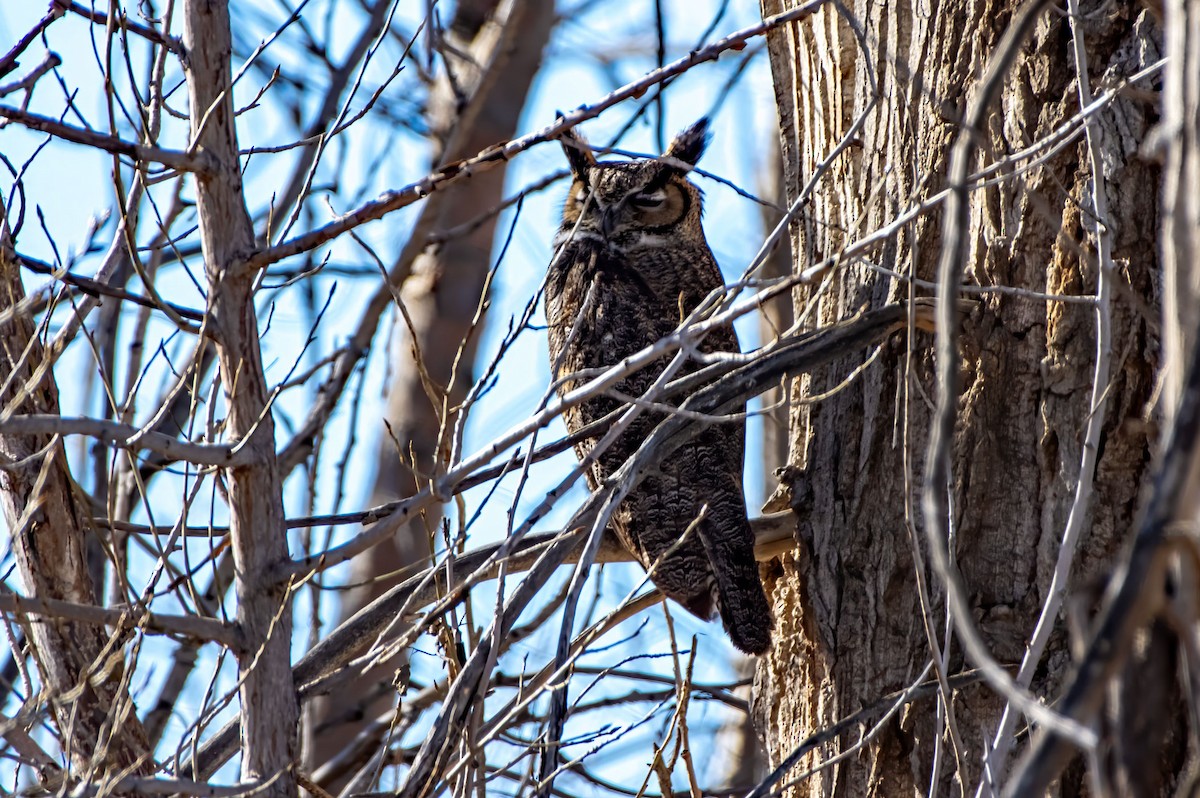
630,189,667,209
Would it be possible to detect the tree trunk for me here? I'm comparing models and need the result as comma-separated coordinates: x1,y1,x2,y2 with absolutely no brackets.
0,204,150,784
184,1,298,792
755,0,1175,793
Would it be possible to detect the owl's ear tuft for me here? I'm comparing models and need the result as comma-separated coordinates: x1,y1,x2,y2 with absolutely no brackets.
663,117,711,171
558,121,596,182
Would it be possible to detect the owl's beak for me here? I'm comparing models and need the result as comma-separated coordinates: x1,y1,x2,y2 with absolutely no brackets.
599,207,618,239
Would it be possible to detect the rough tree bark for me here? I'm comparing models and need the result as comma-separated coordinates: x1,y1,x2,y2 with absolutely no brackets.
755,0,1174,793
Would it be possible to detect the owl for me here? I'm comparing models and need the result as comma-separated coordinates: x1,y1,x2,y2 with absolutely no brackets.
543,118,772,655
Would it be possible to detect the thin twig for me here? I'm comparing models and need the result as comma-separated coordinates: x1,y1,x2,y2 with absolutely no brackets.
14,253,205,326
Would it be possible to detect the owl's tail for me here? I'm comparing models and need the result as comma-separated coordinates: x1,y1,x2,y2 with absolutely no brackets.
699,514,773,655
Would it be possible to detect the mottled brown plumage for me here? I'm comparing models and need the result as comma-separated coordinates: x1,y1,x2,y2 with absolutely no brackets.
544,119,772,654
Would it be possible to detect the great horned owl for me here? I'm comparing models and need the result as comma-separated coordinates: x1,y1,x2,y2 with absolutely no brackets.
544,118,772,655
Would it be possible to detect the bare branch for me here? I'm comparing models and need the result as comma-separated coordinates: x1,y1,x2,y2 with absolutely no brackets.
0,591,243,649
17,253,206,324
0,105,213,174
0,3,65,79
58,0,185,56
0,414,250,466
248,0,828,270
0,52,62,98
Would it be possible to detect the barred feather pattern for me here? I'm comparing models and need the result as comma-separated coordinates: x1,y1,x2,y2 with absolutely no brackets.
544,144,772,654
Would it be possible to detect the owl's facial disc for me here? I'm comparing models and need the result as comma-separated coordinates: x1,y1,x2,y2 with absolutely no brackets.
559,163,695,252
586,181,686,241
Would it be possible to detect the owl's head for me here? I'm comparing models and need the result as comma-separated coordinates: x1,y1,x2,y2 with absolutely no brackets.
556,118,710,251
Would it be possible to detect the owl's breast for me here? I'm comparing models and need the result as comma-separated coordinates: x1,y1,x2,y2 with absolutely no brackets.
546,239,659,312
546,239,681,376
